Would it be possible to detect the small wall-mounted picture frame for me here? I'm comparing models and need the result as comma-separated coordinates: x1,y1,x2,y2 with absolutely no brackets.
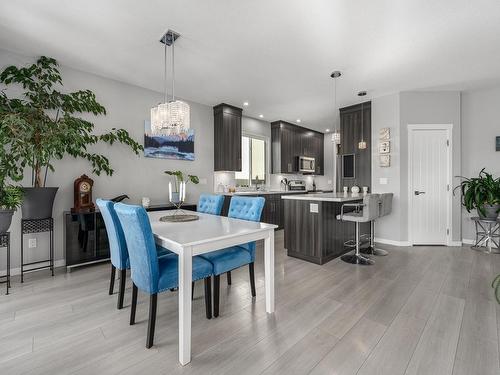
379,154,391,167
379,127,390,140
379,141,390,154
496,136,500,151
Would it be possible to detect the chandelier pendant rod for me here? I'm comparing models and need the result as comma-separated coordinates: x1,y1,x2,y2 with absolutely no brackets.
171,30,175,102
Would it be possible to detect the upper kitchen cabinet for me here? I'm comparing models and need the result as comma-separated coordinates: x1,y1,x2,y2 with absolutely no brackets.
214,103,242,171
271,120,324,175
337,101,371,189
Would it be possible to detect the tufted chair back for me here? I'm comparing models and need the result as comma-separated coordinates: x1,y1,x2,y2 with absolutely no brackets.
361,194,381,221
114,203,160,294
96,199,128,270
379,193,394,217
197,194,225,215
228,196,265,259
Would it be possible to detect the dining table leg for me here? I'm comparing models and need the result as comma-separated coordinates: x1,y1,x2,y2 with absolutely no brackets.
264,229,275,314
178,245,193,365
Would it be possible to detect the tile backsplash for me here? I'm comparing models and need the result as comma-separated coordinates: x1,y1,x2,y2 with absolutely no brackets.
213,172,333,192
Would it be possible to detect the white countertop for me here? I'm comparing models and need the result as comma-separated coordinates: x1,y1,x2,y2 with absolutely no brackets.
282,192,371,202
221,190,311,196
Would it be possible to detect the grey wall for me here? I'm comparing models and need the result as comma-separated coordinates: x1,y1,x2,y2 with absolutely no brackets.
461,87,500,240
371,93,403,242
0,49,214,272
371,91,462,244
399,91,462,243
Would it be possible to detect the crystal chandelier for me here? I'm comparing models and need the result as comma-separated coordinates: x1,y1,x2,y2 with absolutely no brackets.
150,30,190,136
330,71,341,144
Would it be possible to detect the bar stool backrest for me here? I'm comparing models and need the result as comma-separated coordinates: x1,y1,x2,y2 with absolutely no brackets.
362,194,381,222
379,193,394,217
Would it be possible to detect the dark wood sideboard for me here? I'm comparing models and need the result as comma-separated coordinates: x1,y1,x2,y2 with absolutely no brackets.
64,203,196,271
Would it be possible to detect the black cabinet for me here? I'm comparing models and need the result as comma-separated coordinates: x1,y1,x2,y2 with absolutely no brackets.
271,121,324,175
337,101,371,190
64,204,196,270
214,103,242,171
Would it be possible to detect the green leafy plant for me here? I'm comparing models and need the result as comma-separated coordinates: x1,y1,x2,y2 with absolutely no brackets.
492,275,500,304
453,169,500,217
0,56,143,188
164,170,199,192
0,185,23,210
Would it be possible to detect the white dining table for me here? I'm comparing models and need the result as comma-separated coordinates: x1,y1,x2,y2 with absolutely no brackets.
148,210,277,365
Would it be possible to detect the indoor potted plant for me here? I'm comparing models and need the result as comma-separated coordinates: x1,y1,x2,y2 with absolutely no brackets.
0,185,23,233
164,170,199,203
454,169,500,220
0,56,143,219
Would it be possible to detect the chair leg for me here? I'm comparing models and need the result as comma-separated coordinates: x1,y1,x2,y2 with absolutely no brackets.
227,271,232,285
204,277,212,319
146,294,157,348
213,275,220,318
117,269,126,309
109,265,116,295
192,281,195,300
249,262,256,297
130,283,138,325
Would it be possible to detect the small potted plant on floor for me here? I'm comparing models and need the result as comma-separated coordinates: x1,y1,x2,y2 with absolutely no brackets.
454,169,500,220
0,56,143,219
164,171,199,203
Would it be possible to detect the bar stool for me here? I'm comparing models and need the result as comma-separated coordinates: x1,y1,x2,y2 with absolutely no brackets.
362,193,393,256
337,194,380,265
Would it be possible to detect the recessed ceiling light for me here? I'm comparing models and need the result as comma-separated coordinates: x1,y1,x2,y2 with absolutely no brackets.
259,114,264,118
325,128,330,132
243,102,249,106
296,119,301,123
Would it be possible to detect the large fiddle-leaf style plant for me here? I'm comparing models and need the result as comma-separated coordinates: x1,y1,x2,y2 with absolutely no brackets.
0,56,143,188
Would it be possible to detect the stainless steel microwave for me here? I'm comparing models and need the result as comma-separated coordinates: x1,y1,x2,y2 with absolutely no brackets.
297,156,315,173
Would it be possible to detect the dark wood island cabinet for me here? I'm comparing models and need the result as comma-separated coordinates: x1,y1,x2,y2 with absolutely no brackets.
282,194,370,265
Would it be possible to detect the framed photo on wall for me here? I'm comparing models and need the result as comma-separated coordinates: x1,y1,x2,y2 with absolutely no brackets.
379,141,390,154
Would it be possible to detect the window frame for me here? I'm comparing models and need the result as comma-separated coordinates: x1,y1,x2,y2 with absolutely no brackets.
235,132,269,187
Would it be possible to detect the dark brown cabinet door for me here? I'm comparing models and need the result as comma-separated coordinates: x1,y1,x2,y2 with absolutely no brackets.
272,121,324,175
214,104,242,171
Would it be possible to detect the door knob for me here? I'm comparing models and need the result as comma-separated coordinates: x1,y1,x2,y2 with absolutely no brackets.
414,191,426,195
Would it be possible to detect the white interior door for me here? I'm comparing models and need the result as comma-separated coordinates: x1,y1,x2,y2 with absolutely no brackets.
409,125,451,245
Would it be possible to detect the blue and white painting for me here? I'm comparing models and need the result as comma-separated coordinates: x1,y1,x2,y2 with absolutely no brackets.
144,120,195,161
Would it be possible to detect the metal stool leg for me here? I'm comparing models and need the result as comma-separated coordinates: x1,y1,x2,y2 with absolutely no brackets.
341,222,374,265
363,221,388,256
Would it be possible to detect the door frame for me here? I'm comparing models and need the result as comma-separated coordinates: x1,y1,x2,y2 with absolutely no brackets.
407,124,453,246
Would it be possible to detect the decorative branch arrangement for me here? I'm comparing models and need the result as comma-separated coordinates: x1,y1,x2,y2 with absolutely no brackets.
0,56,143,188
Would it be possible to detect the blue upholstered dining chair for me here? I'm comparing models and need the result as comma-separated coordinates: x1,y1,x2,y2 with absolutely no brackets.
96,199,170,310
114,203,214,348
200,196,265,317
197,193,225,216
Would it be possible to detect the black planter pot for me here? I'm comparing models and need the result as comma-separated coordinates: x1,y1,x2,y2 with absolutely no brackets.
477,204,500,220
21,187,59,220
0,209,14,233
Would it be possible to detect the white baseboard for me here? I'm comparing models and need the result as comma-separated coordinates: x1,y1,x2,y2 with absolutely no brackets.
449,241,463,247
374,237,411,247
0,259,66,277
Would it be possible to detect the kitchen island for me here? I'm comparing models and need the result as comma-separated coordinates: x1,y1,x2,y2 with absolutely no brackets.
282,193,371,264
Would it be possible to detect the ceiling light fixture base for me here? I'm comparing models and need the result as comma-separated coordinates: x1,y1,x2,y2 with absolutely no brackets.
160,30,181,46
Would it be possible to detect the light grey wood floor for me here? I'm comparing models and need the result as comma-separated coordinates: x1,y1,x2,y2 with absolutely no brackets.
1,231,499,375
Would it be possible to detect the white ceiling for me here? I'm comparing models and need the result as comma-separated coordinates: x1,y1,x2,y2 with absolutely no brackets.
1,0,500,132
